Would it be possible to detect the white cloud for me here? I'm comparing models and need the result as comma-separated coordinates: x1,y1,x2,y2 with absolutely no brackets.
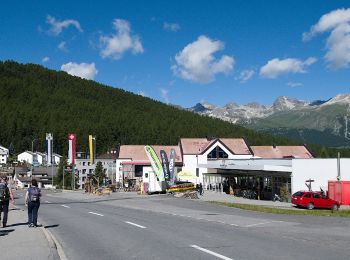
61,62,98,80
42,56,49,63
46,15,83,36
260,57,316,79
172,35,234,83
58,41,68,52
138,91,147,97
236,69,255,83
287,82,303,88
99,19,143,60
160,88,169,103
303,8,350,69
163,22,180,32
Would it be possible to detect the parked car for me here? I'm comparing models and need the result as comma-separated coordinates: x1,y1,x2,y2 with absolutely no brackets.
292,191,340,210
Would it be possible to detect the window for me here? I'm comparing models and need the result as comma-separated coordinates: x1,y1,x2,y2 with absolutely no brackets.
134,165,143,177
83,162,86,166
313,193,321,199
304,194,311,198
207,146,228,159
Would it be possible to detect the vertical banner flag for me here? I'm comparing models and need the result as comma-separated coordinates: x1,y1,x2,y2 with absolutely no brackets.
68,134,76,165
160,150,170,183
144,145,164,181
89,135,96,164
46,133,53,165
169,149,176,183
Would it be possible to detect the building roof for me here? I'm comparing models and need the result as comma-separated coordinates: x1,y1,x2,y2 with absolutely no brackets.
118,145,182,164
18,151,36,156
180,138,251,155
250,146,314,159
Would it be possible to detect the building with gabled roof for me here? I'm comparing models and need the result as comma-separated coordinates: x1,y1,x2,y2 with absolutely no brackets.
116,145,182,184
179,137,253,184
0,145,9,165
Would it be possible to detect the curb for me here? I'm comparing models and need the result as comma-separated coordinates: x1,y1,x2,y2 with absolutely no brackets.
40,220,68,260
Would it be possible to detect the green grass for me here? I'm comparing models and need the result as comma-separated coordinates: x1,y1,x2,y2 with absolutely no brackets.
209,201,350,217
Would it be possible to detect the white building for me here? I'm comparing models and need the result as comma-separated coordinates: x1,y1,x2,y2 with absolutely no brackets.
52,153,62,165
36,152,47,165
17,151,37,165
0,145,9,165
292,158,350,193
180,138,253,184
76,151,117,189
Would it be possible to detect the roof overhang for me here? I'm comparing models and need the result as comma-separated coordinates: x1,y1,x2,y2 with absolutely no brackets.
199,158,293,173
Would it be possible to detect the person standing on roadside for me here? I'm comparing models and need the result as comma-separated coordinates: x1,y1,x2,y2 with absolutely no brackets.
25,179,41,227
0,177,14,228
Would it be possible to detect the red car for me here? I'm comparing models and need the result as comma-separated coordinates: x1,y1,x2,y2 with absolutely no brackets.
292,191,340,210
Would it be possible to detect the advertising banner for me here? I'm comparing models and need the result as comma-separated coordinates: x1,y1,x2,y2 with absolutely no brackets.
144,145,164,181
89,135,96,164
46,133,53,165
169,149,176,183
160,150,170,182
68,134,76,165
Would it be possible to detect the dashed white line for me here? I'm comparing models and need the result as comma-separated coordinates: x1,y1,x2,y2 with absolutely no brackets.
61,205,70,208
45,201,51,204
245,221,284,228
191,245,233,260
88,211,104,217
125,221,146,229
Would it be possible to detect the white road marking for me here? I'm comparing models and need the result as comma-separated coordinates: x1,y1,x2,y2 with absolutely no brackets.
45,201,51,203
191,245,233,260
125,221,146,229
245,221,283,227
61,205,70,208
88,211,104,217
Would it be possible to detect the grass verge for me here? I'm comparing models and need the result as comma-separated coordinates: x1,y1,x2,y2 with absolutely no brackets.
209,201,350,217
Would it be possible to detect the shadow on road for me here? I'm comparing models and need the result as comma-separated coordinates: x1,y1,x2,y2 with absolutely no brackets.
44,224,60,229
0,228,15,236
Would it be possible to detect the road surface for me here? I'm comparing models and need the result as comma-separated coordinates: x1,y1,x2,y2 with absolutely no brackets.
15,190,350,260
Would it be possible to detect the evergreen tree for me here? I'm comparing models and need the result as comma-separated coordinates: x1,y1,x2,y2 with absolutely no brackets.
94,161,105,186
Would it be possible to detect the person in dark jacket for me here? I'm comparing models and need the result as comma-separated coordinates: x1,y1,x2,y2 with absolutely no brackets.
25,179,41,227
0,177,14,228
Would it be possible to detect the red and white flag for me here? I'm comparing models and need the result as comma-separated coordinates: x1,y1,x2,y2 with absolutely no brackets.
68,134,76,165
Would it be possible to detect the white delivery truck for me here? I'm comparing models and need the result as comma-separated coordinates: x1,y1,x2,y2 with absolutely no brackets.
142,166,166,194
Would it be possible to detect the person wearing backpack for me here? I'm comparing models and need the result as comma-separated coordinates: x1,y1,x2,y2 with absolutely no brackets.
0,177,14,228
25,179,41,227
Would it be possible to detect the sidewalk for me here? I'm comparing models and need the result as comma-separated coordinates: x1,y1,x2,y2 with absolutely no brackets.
0,206,59,260
198,190,294,208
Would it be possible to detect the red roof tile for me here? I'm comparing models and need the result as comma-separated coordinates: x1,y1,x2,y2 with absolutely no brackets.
118,145,182,163
250,146,313,159
180,138,251,155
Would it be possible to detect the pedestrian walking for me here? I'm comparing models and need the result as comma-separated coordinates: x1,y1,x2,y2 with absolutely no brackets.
0,177,14,228
25,179,41,227
199,183,203,196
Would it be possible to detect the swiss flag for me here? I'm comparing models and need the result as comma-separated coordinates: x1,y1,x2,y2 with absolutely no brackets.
68,134,76,165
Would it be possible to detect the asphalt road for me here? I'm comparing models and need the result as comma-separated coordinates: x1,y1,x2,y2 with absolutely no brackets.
14,190,350,260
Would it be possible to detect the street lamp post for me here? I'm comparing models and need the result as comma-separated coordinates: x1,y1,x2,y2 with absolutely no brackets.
30,138,37,181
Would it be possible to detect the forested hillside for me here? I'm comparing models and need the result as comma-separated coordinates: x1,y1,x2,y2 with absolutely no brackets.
0,61,349,157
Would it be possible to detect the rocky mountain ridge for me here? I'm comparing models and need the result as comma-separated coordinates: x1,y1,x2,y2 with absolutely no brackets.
188,94,350,147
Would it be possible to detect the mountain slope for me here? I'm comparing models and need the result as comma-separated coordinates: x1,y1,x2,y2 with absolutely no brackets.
189,95,350,148
0,61,299,156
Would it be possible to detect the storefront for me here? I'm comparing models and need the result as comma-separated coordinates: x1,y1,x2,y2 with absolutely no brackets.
200,159,292,200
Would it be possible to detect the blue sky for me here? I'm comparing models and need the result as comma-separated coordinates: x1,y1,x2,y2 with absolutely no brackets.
1,0,350,107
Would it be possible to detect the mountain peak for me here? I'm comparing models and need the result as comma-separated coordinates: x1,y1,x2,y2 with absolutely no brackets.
273,96,309,111
323,94,350,106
